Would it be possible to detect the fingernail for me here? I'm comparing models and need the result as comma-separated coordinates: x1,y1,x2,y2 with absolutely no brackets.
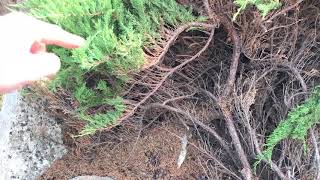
72,35,86,47
30,41,47,53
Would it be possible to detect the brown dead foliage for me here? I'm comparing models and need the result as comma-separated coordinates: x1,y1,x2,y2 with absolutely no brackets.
40,123,212,180
23,0,320,179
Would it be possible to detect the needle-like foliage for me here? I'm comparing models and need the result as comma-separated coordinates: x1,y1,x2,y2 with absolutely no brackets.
256,86,320,167
17,0,196,135
233,0,281,20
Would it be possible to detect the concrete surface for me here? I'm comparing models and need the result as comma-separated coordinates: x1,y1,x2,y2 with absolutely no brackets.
0,92,67,180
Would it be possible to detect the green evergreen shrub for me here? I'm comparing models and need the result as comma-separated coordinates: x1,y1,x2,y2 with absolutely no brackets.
256,86,320,166
17,0,196,135
233,0,281,20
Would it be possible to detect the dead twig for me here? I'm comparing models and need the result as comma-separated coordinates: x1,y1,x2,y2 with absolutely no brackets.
310,128,320,180
265,0,304,23
220,16,242,96
285,65,320,180
145,103,237,166
203,0,219,23
108,27,216,129
162,127,242,180
235,74,288,179
148,22,215,67
202,1,252,178
219,15,253,179
219,103,252,180
281,63,308,93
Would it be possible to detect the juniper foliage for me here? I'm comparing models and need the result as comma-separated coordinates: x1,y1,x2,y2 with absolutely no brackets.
255,86,320,167
18,0,196,135
233,0,281,20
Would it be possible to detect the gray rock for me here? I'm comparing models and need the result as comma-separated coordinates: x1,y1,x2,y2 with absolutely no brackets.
70,176,114,180
0,92,67,180
0,0,24,15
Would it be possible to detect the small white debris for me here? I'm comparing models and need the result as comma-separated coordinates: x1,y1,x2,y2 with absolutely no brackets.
177,134,188,168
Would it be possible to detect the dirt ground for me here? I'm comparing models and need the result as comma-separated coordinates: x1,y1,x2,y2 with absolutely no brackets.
39,122,208,180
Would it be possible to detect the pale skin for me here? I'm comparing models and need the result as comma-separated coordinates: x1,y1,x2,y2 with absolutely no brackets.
0,12,85,93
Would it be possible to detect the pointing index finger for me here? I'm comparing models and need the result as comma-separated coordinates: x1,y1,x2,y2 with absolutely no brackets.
39,25,85,48
8,13,85,49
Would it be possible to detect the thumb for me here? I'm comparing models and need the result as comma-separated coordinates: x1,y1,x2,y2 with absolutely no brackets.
19,52,61,82
0,53,61,92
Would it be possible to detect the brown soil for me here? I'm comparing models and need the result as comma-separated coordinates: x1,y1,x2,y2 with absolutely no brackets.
39,122,207,180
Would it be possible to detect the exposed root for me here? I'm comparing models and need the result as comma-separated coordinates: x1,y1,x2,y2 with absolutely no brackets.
204,0,252,178
310,128,320,180
106,27,216,129
145,103,240,179
143,22,215,69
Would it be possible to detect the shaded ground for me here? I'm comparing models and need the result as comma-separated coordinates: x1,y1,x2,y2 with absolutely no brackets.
40,122,207,180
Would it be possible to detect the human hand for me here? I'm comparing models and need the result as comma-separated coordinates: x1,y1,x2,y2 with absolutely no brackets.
0,12,85,93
